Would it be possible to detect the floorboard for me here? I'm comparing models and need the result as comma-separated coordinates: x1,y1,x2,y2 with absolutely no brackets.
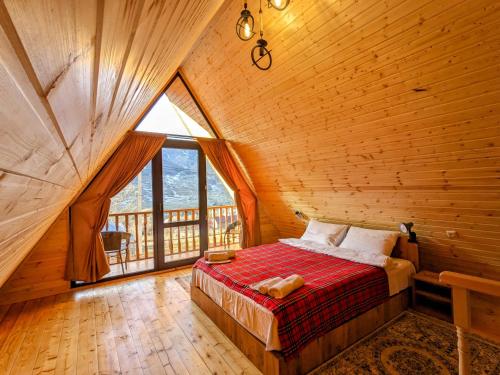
0,269,261,375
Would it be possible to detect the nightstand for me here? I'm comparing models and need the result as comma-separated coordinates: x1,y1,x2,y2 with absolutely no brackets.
412,271,453,322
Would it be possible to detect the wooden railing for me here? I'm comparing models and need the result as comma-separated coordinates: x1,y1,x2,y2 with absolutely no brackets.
439,272,500,375
104,205,239,262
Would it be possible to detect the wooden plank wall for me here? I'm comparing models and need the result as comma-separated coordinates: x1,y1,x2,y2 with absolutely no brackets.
182,0,500,279
259,205,280,244
0,209,71,305
0,0,224,286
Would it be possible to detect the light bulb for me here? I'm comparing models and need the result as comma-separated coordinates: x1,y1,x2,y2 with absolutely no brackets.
244,22,251,38
269,0,289,10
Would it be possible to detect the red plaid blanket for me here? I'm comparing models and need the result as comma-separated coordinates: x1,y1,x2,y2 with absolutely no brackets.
193,242,389,358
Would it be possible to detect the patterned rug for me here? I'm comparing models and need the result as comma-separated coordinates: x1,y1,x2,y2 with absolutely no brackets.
311,311,499,375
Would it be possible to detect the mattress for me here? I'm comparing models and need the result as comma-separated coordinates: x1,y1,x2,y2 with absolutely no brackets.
192,241,415,353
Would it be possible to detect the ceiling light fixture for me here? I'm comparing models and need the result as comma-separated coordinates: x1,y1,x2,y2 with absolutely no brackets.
236,1,255,41
251,0,272,70
268,0,290,11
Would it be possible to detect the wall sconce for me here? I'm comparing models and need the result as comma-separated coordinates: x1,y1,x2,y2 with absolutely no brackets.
400,222,417,243
295,210,309,223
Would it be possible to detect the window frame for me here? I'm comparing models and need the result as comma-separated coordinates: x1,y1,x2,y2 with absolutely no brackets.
133,71,220,139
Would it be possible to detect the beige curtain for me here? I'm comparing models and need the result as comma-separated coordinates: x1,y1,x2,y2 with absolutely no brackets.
66,132,165,282
198,138,261,248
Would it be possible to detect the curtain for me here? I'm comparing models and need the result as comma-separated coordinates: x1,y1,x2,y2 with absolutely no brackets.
198,138,261,248
66,132,165,282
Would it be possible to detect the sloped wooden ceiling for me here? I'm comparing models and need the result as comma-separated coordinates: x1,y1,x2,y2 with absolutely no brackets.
182,0,500,279
0,0,224,286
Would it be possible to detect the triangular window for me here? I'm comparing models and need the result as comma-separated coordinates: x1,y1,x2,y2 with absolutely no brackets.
136,73,217,138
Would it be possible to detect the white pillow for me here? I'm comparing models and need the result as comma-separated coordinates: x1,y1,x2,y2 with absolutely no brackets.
300,219,349,246
339,226,399,256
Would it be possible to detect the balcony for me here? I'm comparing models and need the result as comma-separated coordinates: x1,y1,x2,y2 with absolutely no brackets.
103,205,240,277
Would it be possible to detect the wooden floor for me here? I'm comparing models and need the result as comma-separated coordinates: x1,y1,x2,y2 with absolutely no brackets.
0,268,261,375
106,258,155,278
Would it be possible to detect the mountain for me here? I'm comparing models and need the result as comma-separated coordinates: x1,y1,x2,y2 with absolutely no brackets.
110,149,234,213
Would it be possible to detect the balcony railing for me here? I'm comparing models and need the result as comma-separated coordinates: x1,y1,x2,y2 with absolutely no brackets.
104,205,240,263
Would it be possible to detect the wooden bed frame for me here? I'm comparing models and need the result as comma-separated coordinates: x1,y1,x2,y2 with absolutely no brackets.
191,237,419,375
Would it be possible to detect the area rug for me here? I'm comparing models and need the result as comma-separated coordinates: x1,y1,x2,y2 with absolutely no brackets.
311,311,499,375
174,275,191,294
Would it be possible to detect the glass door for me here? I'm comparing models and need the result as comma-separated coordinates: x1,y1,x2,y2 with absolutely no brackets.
152,139,208,269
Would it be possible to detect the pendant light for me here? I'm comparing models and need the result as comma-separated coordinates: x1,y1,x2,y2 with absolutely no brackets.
236,1,255,41
268,0,290,11
251,0,272,70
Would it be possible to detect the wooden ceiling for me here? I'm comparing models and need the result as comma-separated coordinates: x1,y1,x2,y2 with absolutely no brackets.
0,0,224,286
182,0,500,278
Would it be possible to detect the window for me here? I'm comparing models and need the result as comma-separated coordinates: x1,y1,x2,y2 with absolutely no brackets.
136,74,217,138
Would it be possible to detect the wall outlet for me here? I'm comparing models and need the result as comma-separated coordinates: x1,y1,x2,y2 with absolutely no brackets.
446,230,457,238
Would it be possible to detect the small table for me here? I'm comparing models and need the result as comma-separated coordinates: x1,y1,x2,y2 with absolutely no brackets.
412,271,453,322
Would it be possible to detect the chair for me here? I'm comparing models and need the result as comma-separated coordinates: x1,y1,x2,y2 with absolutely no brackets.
223,220,241,247
101,231,131,275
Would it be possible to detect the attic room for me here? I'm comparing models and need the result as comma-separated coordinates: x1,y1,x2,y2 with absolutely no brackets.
0,0,499,374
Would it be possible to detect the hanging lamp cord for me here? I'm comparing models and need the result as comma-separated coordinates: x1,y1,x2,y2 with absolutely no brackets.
259,0,263,38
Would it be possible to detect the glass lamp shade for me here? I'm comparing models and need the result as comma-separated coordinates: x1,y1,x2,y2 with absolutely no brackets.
400,222,413,233
400,222,417,243
236,10,255,41
268,0,290,11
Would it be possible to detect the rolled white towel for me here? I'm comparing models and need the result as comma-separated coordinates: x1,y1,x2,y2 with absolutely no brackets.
268,274,305,299
250,277,283,294
259,277,283,294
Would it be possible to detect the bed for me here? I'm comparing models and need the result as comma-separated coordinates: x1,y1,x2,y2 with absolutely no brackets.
191,235,419,375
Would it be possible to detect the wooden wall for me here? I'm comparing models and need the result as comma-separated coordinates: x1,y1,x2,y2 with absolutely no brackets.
259,205,280,244
182,0,500,279
0,0,224,286
0,209,71,305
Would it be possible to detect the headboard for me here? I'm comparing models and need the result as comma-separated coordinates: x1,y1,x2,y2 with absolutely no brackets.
392,236,420,272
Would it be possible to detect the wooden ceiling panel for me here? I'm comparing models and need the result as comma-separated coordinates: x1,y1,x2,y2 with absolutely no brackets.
182,0,500,279
4,0,97,181
0,205,63,246
89,0,224,176
0,0,224,286
0,64,78,187
88,0,147,177
0,26,79,188
0,173,73,221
